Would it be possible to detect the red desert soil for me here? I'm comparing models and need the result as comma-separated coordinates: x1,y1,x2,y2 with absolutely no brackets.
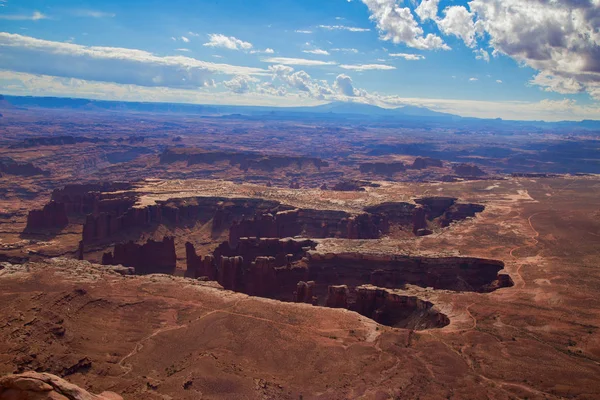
1,176,600,399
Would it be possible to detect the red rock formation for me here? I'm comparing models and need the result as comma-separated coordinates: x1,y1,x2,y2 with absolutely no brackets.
184,243,217,280
160,147,328,171
415,197,457,219
247,256,278,296
453,163,486,177
0,371,123,400
439,203,486,227
294,281,316,304
25,201,68,231
410,157,443,170
345,213,388,239
307,252,511,293
0,157,48,176
354,285,449,329
218,256,244,291
77,240,84,260
412,206,428,234
326,285,349,308
51,183,132,215
102,236,176,275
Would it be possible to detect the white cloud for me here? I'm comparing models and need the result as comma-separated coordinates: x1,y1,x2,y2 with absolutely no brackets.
223,75,257,94
261,57,337,66
437,6,479,48
469,0,600,99
389,53,425,60
318,25,370,32
469,77,478,81
0,32,267,89
0,11,47,20
415,0,439,22
188,31,200,37
474,48,490,62
250,48,275,54
181,36,190,43
334,74,361,97
339,64,396,71
303,49,330,56
529,72,584,95
331,48,359,54
203,34,253,51
295,30,313,34
73,10,115,18
360,0,449,50
496,80,502,84
175,48,190,52
3,69,599,121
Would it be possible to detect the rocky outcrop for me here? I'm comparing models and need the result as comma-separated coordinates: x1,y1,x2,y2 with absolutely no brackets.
294,281,316,304
25,201,68,231
51,183,133,215
354,286,449,329
82,196,285,244
410,157,443,170
160,148,328,171
184,243,217,280
415,197,457,219
307,252,511,293
228,208,387,244
0,371,122,400
102,236,176,275
0,157,48,176
453,163,486,177
439,203,486,227
326,285,349,308
213,237,317,270
218,256,244,291
359,162,406,175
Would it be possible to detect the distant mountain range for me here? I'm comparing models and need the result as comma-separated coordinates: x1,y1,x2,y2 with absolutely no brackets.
1,94,599,130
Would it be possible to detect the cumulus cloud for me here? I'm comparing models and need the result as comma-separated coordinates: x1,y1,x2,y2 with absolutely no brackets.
0,33,267,89
437,6,479,48
415,0,439,22
334,74,360,96
360,0,449,50
203,34,253,51
389,53,425,60
469,0,600,99
181,36,190,43
496,80,502,84
261,57,337,66
303,49,330,55
469,77,478,82
223,75,257,93
318,25,371,32
295,30,313,34
339,64,396,71
0,10,47,20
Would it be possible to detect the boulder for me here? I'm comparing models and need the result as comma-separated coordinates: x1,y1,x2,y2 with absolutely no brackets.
0,371,123,400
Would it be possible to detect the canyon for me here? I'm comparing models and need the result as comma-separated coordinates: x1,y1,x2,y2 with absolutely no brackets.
0,101,598,399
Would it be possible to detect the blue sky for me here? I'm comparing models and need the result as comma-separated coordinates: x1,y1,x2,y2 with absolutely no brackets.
1,0,599,120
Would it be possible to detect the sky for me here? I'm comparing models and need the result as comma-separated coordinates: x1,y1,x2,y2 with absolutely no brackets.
0,0,599,121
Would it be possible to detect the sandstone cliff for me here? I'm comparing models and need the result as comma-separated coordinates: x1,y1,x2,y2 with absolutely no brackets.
102,236,176,275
